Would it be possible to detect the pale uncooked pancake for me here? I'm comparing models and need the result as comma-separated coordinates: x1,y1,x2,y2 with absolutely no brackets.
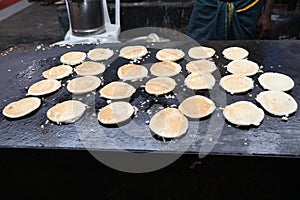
2,97,41,118
186,60,217,74
258,72,294,91
222,47,249,60
67,75,101,94
42,65,73,79
47,100,86,123
150,61,181,77
227,59,259,76
179,95,216,119
223,101,264,126
188,46,216,59
119,45,148,59
100,81,136,99
60,51,86,65
75,61,105,76
87,48,114,61
184,73,215,90
220,75,254,94
117,64,148,81
145,77,176,95
28,79,61,96
98,101,134,124
256,91,298,116
149,108,188,138
156,48,185,61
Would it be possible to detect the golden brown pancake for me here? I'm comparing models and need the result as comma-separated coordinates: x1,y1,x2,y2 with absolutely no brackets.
222,47,249,60
223,101,264,126
179,95,215,119
100,82,136,99
256,91,298,116
75,61,105,76
150,61,181,77
60,51,86,65
186,60,217,74
119,46,148,59
156,48,185,61
2,97,41,118
258,72,294,91
188,46,215,59
227,59,259,76
98,101,134,124
117,64,148,81
27,79,61,96
145,77,176,95
47,100,87,123
149,108,188,138
184,73,215,90
67,75,101,94
87,48,114,61
42,65,73,79
220,75,253,94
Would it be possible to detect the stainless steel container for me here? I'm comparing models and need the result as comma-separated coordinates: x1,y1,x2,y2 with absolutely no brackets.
66,0,106,36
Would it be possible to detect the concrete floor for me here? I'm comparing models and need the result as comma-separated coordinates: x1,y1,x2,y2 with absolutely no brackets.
0,3,63,50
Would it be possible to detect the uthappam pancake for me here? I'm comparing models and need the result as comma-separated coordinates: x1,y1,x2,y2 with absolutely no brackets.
87,48,114,61
149,108,188,138
258,72,294,91
227,59,259,76
185,73,215,90
28,79,61,96
75,61,105,76
188,46,215,59
222,47,249,60
119,45,148,59
117,64,148,81
2,97,41,118
220,75,254,94
42,65,73,79
156,48,185,62
47,100,86,124
60,51,86,65
150,61,181,77
223,101,264,126
256,91,298,116
100,82,136,99
186,60,217,74
98,101,134,124
145,77,176,95
179,95,216,119
67,75,101,94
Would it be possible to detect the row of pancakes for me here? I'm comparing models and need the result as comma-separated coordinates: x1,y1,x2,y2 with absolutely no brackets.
2,45,298,139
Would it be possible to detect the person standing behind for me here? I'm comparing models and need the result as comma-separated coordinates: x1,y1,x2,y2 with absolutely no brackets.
187,0,273,40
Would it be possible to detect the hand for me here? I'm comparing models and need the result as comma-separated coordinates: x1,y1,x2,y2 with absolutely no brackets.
257,13,272,39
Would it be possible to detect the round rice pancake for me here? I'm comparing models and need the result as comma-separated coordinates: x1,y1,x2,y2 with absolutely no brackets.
60,51,86,65
47,100,86,124
227,59,259,76
119,45,148,59
150,61,181,77
256,91,298,116
156,48,185,61
223,101,264,126
28,79,61,96
98,101,134,124
42,65,73,79
185,73,215,90
67,75,101,94
179,95,216,119
220,75,254,94
87,48,114,61
117,64,148,81
145,77,176,95
222,47,249,60
188,46,215,59
186,60,217,74
2,97,41,118
75,61,105,76
258,72,294,91
149,108,188,138
100,81,136,99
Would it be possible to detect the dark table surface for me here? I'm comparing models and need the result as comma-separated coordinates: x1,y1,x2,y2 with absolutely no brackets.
0,40,299,158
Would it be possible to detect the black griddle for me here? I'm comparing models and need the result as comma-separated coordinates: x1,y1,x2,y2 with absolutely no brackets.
0,40,300,157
